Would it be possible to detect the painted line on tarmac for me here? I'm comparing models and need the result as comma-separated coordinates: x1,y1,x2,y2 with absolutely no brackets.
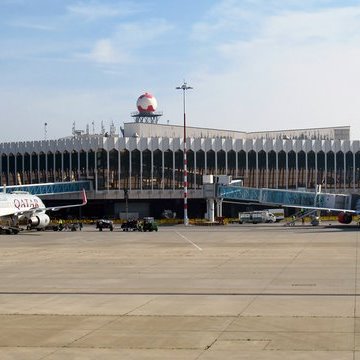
175,231,202,251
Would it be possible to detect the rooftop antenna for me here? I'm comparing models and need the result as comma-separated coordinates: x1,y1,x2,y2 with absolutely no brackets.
101,121,105,135
44,122,48,140
92,121,95,134
86,124,90,135
72,121,76,136
110,121,116,136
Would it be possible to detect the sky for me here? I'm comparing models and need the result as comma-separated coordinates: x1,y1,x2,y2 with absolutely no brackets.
1,0,360,142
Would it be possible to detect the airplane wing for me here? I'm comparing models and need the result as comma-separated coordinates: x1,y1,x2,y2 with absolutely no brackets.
43,189,88,212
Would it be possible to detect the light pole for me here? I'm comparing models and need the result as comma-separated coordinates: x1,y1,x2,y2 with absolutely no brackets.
176,81,193,226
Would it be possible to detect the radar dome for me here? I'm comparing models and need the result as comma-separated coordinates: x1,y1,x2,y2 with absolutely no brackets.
137,92,158,113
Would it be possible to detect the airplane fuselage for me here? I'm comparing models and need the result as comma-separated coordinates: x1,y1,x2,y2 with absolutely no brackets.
0,193,45,217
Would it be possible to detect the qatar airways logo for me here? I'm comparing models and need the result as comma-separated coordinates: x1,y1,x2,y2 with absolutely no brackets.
13,198,40,210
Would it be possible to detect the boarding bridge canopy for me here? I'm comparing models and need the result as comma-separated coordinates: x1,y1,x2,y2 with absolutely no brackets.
217,185,353,210
0,181,91,196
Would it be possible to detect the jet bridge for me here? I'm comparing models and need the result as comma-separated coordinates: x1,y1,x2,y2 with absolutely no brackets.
203,175,356,221
217,185,352,209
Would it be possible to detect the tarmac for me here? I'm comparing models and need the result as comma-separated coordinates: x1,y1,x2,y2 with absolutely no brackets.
0,222,359,359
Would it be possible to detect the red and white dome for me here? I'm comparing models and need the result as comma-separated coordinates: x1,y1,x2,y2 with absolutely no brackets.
136,92,158,113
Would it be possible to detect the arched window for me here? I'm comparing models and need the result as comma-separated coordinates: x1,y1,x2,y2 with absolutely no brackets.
96,149,107,190
237,150,246,178
278,151,286,189
268,151,276,188
258,150,266,187
196,150,205,188
153,150,162,189
175,150,183,189
164,149,173,189
326,151,335,189
187,150,194,189
346,151,353,189
336,151,344,188
142,149,151,189
227,150,236,177
206,150,215,175
217,150,226,175
297,151,306,188
109,149,119,189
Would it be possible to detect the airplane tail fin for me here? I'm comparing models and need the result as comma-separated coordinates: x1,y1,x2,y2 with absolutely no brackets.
82,189,87,205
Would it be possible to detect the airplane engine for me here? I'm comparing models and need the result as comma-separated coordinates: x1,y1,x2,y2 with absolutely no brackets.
337,212,353,224
28,213,50,228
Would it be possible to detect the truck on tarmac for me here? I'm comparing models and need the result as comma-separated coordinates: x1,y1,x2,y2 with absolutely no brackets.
239,210,277,224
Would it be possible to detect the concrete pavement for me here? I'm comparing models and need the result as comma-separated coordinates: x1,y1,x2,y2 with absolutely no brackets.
0,223,359,359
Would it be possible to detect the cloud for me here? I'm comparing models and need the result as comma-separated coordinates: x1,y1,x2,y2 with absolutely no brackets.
81,19,174,65
185,2,360,139
86,38,131,64
7,20,55,31
67,1,140,21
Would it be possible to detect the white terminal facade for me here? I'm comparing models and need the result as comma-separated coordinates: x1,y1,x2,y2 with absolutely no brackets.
0,93,357,218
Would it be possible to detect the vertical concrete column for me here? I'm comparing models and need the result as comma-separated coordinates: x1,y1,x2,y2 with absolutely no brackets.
324,152,327,191
256,151,259,188
37,153,40,183
194,151,197,189
23,154,26,184
69,152,72,181
207,198,215,222
172,150,175,191
107,150,110,191
0,153,2,185
266,151,269,188
85,151,89,178
215,151,218,175
353,152,356,191
46,153,49,182
343,152,346,191
285,152,288,190
129,150,132,191
276,152,279,189
78,151,80,180
30,153,33,184
205,151,207,175
235,150,238,178
305,152,312,189
140,151,143,191
161,150,164,190
118,149,121,191
225,151,228,175
94,150,98,192
151,150,153,191
216,199,223,217
14,154,17,185
53,153,56,181
295,152,298,189
334,153,337,192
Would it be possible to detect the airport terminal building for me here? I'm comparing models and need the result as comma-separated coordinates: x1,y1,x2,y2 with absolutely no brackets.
0,122,358,218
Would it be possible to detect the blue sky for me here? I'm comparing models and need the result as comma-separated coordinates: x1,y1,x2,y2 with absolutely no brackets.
1,0,360,142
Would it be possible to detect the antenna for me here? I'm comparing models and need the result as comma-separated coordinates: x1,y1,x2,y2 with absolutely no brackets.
44,122,48,140
92,121,95,134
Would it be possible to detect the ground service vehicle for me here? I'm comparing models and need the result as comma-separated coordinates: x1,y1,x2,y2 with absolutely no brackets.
239,211,276,224
96,219,114,231
121,220,142,231
143,217,158,232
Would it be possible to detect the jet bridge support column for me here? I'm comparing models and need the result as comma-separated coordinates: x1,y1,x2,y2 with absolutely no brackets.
207,198,215,222
216,199,223,218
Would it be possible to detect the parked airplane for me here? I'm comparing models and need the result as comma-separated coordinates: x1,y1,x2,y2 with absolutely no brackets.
0,189,87,233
